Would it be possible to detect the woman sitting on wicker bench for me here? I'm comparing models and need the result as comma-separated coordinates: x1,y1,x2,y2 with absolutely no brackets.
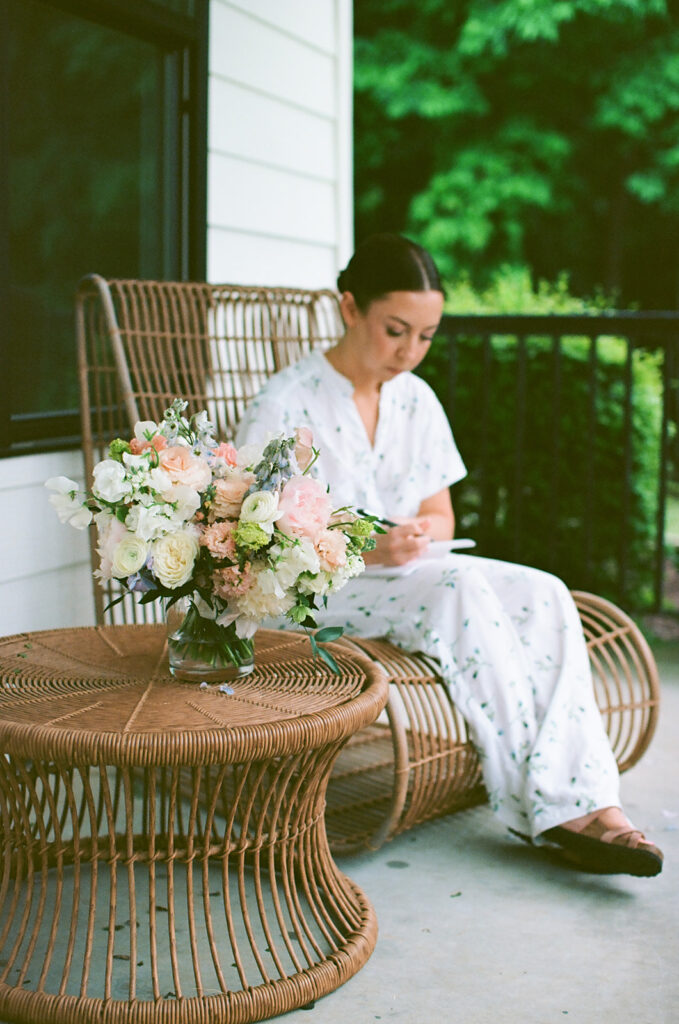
236,233,663,879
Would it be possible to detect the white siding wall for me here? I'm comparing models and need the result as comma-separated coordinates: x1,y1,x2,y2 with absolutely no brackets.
207,0,353,286
0,0,353,637
0,451,95,637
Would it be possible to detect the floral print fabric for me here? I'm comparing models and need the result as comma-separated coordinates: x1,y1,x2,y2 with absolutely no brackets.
236,351,621,838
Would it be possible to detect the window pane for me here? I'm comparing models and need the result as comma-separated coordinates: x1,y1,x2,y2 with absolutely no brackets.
8,0,172,417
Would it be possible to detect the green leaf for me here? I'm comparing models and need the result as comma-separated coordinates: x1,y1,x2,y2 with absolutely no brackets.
314,626,344,643
316,646,341,674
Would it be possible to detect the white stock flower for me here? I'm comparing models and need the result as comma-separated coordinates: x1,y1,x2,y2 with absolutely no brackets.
270,537,320,589
152,529,199,588
111,535,149,578
240,490,281,537
92,459,132,503
126,503,172,542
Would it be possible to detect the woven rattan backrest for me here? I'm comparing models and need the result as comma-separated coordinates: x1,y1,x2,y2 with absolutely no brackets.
76,275,344,623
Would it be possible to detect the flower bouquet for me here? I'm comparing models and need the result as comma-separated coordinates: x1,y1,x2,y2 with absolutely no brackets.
46,400,376,682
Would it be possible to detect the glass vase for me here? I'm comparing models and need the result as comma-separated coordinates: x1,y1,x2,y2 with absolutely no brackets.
165,597,254,683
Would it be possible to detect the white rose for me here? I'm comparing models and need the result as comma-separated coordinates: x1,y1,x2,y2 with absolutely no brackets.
152,529,199,588
92,459,132,503
240,490,281,537
111,535,149,578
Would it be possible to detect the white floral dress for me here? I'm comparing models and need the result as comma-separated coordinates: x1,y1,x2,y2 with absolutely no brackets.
236,350,621,838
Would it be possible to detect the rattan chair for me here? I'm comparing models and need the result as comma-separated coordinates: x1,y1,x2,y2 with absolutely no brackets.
76,275,661,854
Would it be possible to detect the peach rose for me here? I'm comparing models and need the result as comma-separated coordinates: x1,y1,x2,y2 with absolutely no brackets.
277,476,331,541
315,528,348,570
210,472,255,520
159,446,212,491
129,434,167,456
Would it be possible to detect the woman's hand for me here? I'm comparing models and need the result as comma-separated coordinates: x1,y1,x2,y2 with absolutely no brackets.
365,516,432,567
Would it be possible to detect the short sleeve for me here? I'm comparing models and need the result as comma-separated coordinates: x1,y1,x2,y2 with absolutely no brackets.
415,382,467,498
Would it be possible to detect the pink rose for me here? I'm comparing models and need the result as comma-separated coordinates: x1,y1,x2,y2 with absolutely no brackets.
210,472,255,520
277,476,331,541
294,427,315,471
159,446,212,491
212,442,238,466
200,520,237,559
315,528,348,570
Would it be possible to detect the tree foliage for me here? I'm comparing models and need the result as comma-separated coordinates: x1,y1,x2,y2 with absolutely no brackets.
354,0,679,307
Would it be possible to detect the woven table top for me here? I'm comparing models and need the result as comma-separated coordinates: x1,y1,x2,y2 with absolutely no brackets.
0,626,387,766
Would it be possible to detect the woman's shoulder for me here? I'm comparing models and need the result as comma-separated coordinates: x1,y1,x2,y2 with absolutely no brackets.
389,370,443,410
253,349,328,400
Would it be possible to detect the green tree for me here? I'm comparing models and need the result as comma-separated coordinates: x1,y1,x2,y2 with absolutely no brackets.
354,0,679,307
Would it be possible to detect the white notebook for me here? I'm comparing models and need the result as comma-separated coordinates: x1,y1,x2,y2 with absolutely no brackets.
364,538,476,577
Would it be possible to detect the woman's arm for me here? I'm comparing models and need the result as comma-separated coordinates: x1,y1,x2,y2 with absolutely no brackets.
363,487,455,566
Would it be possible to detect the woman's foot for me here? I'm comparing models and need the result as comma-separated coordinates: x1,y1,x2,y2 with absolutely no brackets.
541,806,663,877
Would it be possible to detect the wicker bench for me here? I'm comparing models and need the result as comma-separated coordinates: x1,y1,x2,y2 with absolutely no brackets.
76,275,661,854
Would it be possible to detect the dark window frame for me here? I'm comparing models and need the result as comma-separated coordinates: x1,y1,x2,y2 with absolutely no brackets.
0,0,208,457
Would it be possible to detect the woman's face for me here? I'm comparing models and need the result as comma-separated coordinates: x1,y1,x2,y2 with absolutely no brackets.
343,290,444,383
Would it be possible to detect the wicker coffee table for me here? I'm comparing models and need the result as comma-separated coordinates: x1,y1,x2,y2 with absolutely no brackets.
0,625,388,1024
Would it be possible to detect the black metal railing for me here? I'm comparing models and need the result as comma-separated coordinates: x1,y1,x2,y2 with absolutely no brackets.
428,312,679,612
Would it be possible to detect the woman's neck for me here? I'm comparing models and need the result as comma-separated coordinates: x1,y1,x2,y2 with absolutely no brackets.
325,338,381,398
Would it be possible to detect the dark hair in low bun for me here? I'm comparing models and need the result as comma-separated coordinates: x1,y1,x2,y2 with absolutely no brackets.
336,233,444,312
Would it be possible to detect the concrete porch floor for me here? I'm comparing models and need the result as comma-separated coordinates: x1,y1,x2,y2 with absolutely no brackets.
0,641,675,1024
281,639,679,1024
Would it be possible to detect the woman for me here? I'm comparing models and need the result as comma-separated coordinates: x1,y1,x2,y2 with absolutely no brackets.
236,233,663,878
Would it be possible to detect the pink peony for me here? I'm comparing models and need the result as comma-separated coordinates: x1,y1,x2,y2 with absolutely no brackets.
200,520,237,559
212,562,254,599
129,434,167,456
277,476,331,541
294,427,314,471
212,442,238,466
159,446,212,491
210,472,255,520
315,528,348,570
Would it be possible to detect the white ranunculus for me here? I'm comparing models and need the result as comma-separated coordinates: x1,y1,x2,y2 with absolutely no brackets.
92,459,132,503
152,529,199,588
111,535,149,578
239,490,281,537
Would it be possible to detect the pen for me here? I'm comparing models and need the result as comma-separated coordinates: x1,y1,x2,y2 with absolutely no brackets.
358,509,398,528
